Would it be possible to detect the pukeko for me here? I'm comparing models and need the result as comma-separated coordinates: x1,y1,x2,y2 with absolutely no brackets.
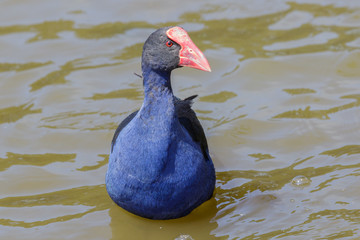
106,26,215,219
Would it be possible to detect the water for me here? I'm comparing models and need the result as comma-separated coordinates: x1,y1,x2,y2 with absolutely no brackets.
1,0,360,239
291,175,311,187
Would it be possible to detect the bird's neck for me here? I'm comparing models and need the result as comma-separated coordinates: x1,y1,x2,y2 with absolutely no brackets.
142,66,173,96
140,66,175,118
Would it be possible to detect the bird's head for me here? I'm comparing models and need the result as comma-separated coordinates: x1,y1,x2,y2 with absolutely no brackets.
142,26,211,73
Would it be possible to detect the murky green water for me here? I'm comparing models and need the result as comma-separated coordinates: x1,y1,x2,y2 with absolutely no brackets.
1,0,360,239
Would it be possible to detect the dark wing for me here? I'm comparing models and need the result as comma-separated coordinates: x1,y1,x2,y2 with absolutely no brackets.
111,110,139,153
175,95,210,161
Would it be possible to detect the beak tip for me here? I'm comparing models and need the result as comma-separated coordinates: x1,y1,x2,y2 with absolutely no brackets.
203,63,212,72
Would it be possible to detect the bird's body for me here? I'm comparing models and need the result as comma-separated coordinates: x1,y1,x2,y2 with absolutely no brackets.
106,27,215,219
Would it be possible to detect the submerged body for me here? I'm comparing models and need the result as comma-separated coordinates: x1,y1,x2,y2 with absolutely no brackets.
106,27,215,219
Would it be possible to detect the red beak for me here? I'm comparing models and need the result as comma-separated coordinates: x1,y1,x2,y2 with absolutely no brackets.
166,27,211,72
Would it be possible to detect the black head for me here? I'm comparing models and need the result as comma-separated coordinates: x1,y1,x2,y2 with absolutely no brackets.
141,27,181,72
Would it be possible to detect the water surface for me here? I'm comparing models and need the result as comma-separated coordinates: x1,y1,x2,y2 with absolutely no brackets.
1,0,360,239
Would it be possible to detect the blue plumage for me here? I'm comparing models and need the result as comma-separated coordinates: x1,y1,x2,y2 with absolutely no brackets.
106,27,215,219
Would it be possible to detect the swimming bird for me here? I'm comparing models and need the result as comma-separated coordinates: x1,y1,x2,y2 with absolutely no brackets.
106,26,215,219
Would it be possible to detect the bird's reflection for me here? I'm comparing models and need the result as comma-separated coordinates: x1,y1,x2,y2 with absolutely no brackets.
109,195,219,240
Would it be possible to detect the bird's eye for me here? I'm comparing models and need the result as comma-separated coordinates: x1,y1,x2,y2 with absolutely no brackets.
166,40,173,47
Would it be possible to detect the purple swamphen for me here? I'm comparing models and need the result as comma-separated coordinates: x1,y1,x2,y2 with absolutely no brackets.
106,26,215,219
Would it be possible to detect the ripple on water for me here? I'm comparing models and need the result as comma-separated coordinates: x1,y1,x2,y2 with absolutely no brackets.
1,0,360,239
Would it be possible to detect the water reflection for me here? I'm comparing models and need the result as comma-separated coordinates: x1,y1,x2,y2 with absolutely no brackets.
213,151,360,238
109,198,218,240
283,88,316,95
0,103,41,124
0,152,76,171
77,154,108,171
0,61,51,72
30,59,120,91
0,146,359,238
1,0,360,239
273,94,360,119
199,91,237,103
321,145,360,157
0,185,109,228
88,88,143,101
